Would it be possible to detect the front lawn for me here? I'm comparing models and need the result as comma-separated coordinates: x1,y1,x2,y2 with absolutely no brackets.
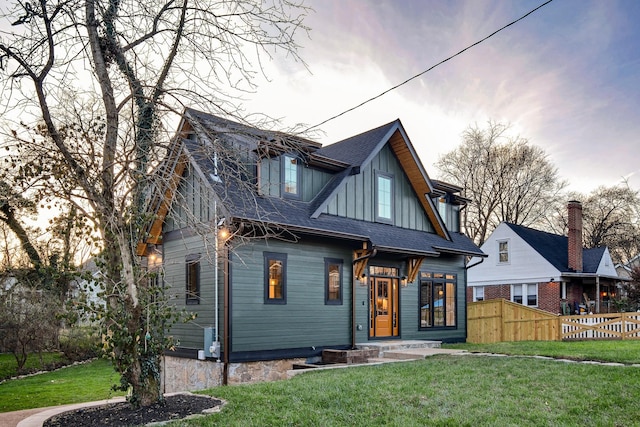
185,355,640,426
3,340,640,425
0,358,124,412
443,340,640,364
0,352,69,381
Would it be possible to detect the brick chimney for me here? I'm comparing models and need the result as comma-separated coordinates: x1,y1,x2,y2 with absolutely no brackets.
567,200,583,272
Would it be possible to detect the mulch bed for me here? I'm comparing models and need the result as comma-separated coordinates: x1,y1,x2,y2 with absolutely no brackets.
43,393,224,427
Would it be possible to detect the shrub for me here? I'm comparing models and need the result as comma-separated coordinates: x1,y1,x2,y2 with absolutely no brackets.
58,327,100,361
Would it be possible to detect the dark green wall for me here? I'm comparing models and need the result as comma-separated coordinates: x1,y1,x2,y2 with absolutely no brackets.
229,239,353,352
163,230,468,353
163,232,222,349
258,155,333,201
323,145,434,232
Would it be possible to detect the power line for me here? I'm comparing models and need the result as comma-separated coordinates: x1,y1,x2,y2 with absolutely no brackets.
302,0,554,134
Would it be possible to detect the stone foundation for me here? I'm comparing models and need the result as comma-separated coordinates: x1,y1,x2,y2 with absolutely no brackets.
162,355,305,392
227,358,305,385
162,356,224,393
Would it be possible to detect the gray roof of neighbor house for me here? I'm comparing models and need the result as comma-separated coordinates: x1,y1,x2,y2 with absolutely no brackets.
505,223,607,274
179,108,484,258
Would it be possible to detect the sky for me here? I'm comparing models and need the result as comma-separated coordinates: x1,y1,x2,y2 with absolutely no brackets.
245,0,640,194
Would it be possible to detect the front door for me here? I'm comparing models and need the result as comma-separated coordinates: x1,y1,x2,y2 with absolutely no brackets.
369,275,399,338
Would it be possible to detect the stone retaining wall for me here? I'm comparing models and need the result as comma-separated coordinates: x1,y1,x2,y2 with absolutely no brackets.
162,355,305,392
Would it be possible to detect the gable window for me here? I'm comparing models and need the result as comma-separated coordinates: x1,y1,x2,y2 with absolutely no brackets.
498,240,509,263
282,154,300,197
185,254,201,305
264,252,287,304
473,286,484,302
325,258,343,305
419,272,456,328
376,172,393,222
512,283,537,307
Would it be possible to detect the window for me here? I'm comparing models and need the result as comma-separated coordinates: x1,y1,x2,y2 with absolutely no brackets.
264,252,287,304
498,240,509,263
436,197,460,233
325,258,343,305
185,254,201,305
419,272,456,328
511,283,537,307
473,286,484,302
376,172,393,222
282,154,300,197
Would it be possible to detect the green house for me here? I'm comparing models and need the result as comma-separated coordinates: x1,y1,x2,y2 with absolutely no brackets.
142,108,484,388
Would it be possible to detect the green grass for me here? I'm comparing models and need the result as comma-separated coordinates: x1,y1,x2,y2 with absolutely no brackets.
443,340,640,364
0,352,69,381
0,358,124,412
3,340,640,426
177,356,640,426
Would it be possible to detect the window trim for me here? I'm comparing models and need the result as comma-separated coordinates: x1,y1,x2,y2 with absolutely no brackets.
185,254,201,305
375,171,394,224
264,252,287,304
497,239,510,264
473,286,484,302
419,271,457,329
282,154,301,199
511,283,538,307
324,258,343,305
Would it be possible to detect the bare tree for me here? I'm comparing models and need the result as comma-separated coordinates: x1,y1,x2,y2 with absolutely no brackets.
436,121,566,245
548,184,640,265
0,283,60,372
0,0,308,406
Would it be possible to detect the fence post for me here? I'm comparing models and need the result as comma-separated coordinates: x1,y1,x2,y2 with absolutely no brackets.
500,299,505,342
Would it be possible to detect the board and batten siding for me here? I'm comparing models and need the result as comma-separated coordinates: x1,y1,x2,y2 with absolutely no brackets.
163,232,222,350
323,145,434,232
164,164,216,233
258,156,333,201
229,239,352,354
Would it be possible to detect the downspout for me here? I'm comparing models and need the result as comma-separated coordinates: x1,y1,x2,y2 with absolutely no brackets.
222,242,230,385
351,247,377,350
465,257,484,270
214,201,219,362
465,256,484,343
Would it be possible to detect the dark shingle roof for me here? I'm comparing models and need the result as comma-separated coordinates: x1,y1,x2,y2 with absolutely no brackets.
505,223,604,273
180,110,483,257
314,121,398,167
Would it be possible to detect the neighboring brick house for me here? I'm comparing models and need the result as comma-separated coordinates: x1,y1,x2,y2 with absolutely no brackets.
467,201,621,315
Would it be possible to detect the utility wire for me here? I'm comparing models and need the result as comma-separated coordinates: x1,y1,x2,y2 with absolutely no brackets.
302,0,554,134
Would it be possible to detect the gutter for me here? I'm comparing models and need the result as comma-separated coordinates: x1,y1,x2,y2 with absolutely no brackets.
465,257,485,270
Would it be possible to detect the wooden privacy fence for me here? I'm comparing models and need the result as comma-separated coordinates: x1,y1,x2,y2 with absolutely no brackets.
467,299,559,343
467,299,640,343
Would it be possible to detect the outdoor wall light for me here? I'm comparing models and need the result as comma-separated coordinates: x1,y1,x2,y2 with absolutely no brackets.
218,227,229,240
401,276,408,287
358,273,367,286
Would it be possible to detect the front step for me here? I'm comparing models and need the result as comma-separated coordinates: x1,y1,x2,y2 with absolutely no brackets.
322,348,379,365
357,340,442,359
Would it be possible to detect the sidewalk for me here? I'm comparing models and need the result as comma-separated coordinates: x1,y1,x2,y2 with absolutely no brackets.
0,397,126,427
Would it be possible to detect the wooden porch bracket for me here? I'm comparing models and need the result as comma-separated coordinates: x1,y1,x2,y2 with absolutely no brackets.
406,256,425,283
353,248,374,279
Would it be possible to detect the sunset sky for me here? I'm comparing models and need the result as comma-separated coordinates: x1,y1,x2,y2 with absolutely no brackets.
246,0,640,194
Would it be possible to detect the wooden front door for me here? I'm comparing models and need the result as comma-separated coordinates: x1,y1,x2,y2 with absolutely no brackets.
369,276,399,338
